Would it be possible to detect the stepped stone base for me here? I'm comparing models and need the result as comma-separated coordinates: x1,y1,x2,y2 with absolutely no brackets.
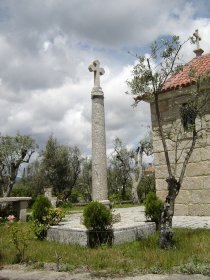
47,223,155,246
46,206,156,246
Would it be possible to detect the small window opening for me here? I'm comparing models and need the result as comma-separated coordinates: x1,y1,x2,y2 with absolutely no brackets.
180,103,197,131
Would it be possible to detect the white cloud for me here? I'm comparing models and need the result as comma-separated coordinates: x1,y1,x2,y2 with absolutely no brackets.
0,0,209,156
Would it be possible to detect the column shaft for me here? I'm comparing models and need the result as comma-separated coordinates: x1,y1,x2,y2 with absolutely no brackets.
91,89,108,203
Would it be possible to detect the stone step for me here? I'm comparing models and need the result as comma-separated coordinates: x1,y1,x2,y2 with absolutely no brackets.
46,206,156,246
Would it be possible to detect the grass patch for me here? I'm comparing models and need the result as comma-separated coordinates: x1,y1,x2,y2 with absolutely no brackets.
1,222,210,276
112,203,142,209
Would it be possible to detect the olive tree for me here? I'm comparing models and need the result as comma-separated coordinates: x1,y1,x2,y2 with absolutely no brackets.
41,135,82,197
0,133,37,197
131,131,153,203
127,35,209,248
108,137,134,201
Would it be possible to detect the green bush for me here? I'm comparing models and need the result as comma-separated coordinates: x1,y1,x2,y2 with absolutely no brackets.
83,201,112,230
70,189,79,203
32,207,64,240
10,222,32,263
144,192,163,230
83,201,113,247
56,200,72,209
32,195,51,223
11,183,32,197
109,193,121,203
11,182,36,208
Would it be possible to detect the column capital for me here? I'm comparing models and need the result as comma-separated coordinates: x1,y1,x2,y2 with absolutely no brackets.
91,86,104,98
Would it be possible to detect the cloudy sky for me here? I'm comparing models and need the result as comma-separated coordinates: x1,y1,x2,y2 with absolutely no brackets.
0,0,210,157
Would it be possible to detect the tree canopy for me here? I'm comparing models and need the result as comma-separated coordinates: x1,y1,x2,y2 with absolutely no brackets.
0,133,37,197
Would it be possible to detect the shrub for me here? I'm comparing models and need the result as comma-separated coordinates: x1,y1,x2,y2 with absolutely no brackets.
32,220,48,240
11,183,32,197
32,195,51,223
70,189,79,203
32,208,64,240
144,192,163,230
43,208,64,226
10,222,32,263
109,193,121,203
56,200,72,209
83,201,112,230
83,201,113,247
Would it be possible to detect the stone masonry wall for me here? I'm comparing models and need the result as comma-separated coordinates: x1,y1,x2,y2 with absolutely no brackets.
151,88,210,216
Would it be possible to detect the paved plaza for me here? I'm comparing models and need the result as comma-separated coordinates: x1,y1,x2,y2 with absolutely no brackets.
47,206,210,246
47,206,156,246
173,215,210,229
62,206,210,230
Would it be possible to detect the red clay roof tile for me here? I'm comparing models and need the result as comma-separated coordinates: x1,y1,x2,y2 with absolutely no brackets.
161,53,210,92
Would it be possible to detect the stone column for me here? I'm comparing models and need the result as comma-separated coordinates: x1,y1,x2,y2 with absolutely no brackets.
89,60,109,205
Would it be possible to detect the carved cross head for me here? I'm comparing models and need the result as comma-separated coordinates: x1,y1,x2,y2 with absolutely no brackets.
192,29,201,50
88,60,105,88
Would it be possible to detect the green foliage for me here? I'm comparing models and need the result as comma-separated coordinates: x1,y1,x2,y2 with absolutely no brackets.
40,135,82,196
32,195,51,223
11,183,32,197
32,195,64,239
70,189,79,203
83,202,113,247
0,203,14,218
137,174,155,203
108,137,133,200
127,36,183,97
42,208,64,226
76,157,92,202
109,193,121,203
10,222,32,263
56,200,72,209
32,220,48,240
18,160,45,205
32,208,64,240
83,201,112,231
145,192,163,230
0,133,37,197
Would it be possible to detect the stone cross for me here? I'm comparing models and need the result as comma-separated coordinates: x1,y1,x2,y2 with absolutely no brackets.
192,29,204,57
192,29,201,50
88,60,105,88
88,59,110,207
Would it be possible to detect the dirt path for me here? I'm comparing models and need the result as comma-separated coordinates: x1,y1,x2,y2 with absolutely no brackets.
0,265,210,280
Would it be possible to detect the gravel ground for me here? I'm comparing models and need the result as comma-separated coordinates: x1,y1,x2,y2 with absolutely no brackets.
0,265,210,280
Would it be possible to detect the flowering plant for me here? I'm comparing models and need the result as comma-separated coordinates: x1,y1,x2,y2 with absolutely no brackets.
7,215,15,222
32,208,64,240
0,214,15,224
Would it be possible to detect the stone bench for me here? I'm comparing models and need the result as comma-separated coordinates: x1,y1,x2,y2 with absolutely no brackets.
0,197,31,222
